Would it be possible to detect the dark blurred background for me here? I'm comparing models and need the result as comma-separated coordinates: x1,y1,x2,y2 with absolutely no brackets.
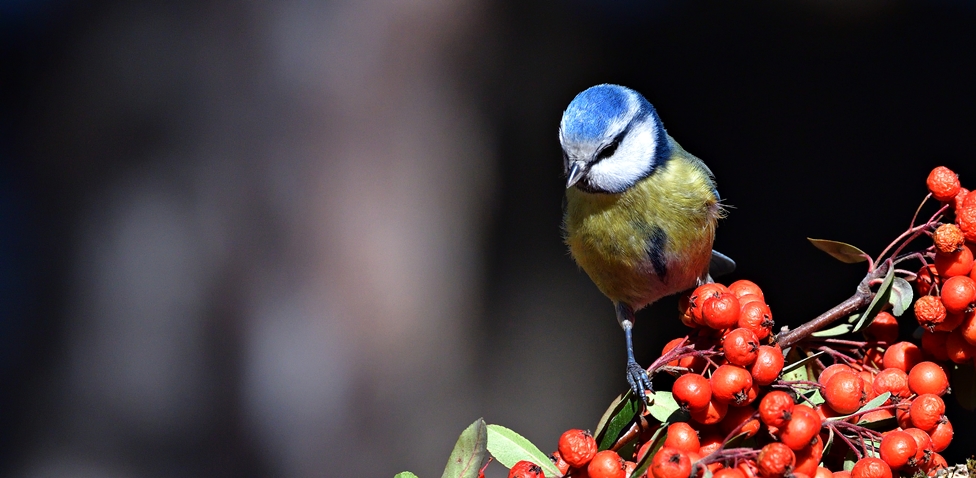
2,0,975,476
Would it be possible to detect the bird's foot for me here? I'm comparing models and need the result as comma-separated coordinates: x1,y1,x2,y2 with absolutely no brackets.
626,360,653,404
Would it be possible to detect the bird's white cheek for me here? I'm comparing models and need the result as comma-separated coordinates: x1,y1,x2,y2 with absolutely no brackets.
586,127,656,192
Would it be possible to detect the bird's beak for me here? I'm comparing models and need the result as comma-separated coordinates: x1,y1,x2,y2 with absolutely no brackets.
566,161,586,189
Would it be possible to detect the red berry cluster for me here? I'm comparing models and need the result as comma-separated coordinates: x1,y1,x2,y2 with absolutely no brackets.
495,166,971,478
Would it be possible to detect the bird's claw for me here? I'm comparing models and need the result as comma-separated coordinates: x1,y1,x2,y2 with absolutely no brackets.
626,360,653,404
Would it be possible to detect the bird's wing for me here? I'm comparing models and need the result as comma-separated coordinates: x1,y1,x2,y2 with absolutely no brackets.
709,250,736,278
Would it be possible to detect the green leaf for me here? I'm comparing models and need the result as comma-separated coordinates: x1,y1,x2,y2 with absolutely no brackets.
780,350,824,382
486,424,559,477
826,392,891,422
951,363,976,411
646,391,680,424
395,473,420,478
595,391,641,450
812,323,853,338
843,457,856,472
631,426,666,478
595,391,633,442
852,266,895,333
889,277,913,317
808,238,868,264
442,418,488,478
803,388,825,406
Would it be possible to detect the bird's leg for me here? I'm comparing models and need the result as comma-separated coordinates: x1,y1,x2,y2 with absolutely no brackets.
616,302,652,403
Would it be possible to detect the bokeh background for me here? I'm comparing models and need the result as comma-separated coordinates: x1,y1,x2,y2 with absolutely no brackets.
2,1,976,476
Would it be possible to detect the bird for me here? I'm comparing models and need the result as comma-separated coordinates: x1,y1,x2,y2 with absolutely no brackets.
559,84,734,401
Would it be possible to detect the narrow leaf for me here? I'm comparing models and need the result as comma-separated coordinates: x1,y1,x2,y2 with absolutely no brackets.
808,238,868,264
951,363,976,411
395,473,420,478
486,424,559,477
812,323,853,338
780,350,824,381
826,392,891,422
852,266,895,333
442,418,488,478
889,277,913,317
645,391,680,424
630,426,665,478
595,391,633,442
596,392,641,450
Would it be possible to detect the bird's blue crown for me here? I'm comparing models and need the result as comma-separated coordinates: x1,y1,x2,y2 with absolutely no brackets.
560,84,652,144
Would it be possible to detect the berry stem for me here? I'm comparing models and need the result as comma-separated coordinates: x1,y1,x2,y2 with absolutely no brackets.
775,261,889,348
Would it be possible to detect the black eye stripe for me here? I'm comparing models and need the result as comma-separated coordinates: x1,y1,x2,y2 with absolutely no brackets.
595,134,623,161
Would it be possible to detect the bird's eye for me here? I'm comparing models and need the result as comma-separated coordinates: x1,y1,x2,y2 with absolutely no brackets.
596,138,621,160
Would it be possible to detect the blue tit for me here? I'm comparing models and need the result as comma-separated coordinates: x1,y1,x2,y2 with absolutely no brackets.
559,84,735,400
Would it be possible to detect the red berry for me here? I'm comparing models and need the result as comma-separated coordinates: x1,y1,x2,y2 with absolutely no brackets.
930,418,953,453
909,393,946,432
908,361,950,396
757,443,795,478
738,302,774,340
558,429,597,468
651,447,692,478
956,188,973,210
778,404,822,451
872,368,911,400
720,404,760,438
927,166,961,202
703,294,741,330
850,457,892,478
750,345,785,386
723,328,760,366
945,329,976,363
714,468,747,478
815,468,833,478
823,371,866,415
915,264,941,296
817,363,855,387
960,310,976,344
903,428,934,467
793,435,824,477
689,398,728,425
958,205,976,243
690,283,731,324
710,364,754,405
941,275,976,314
926,453,949,477
914,295,947,330
549,451,570,475
729,280,764,300
863,311,899,344
879,430,918,469
663,422,700,453
934,245,974,278
697,431,724,456
673,374,712,411
882,342,923,372
587,450,625,478
759,390,795,428
934,310,964,332
509,460,546,478
933,224,966,253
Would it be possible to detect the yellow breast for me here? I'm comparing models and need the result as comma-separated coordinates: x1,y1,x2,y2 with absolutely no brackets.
563,141,720,308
